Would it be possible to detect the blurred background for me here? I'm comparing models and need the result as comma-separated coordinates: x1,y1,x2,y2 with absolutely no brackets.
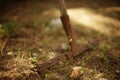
0,0,120,35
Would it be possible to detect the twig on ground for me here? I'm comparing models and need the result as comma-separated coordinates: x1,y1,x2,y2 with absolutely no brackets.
0,36,9,55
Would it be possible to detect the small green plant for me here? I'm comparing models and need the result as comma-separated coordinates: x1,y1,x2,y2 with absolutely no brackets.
92,30,100,36
100,52,107,60
28,51,37,62
0,21,22,38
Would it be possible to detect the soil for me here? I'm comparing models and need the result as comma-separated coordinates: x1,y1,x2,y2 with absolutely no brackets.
0,0,120,80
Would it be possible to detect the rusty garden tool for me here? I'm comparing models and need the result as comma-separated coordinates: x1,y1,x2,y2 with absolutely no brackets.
33,0,98,78
58,0,77,51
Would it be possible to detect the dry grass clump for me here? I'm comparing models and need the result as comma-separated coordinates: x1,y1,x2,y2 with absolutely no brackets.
0,53,40,80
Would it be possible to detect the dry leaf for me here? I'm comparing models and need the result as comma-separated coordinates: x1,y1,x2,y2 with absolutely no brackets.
70,67,82,78
47,52,56,59
7,51,15,56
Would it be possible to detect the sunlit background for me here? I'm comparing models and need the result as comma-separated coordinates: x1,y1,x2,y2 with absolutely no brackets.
0,0,120,36
42,7,120,36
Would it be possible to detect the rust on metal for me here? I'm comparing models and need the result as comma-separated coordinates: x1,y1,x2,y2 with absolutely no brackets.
58,0,77,51
34,41,98,74
61,15,77,51
33,0,99,77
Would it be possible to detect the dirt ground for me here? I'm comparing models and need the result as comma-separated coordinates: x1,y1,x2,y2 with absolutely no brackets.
0,0,120,80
